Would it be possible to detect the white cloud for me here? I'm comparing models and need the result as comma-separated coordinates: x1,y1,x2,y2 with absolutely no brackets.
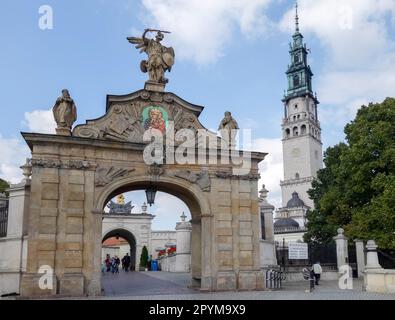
150,192,191,230
0,135,30,184
23,109,56,134
140,0,272,64
254,138,283,209
280,0,395,124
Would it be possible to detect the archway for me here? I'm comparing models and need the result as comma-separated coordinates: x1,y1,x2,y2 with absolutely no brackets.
102,228,137,272
95,176,206,291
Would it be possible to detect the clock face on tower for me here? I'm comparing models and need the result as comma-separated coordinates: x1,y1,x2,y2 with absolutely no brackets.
292,148,301,158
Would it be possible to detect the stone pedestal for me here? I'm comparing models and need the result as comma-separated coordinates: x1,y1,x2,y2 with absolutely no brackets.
175,214,192,273
354,239,365,277
365,240,382,270
144,81,165,92
59,274,85,296
20,273,57,297
258,185,278,268
333,228,348,270
362,240,395,293
55,127,71,136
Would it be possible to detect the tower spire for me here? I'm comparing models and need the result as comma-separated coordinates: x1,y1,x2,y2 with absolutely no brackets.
295,1,300,33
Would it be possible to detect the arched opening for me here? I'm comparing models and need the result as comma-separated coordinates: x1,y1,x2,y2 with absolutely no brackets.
293,126,299,136
102,228,137,272
295,173,300,180
96,177,207,296
301,125,306,134
285,128,291,138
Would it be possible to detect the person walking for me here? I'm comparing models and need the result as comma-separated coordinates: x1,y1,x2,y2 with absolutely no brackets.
122,253,131,272
313,261,323,285
105,254,111,272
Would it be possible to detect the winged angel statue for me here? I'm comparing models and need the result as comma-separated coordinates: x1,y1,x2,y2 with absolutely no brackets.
127,29,175,84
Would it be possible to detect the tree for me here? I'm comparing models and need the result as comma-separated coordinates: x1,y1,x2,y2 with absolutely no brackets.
304,98,395,249
139,246,149,268
0,178,10,195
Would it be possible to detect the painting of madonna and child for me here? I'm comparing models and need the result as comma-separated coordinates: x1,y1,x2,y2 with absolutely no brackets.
142,106,168,135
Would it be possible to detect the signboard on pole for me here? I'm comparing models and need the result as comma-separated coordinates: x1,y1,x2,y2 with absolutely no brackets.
289,242,308,260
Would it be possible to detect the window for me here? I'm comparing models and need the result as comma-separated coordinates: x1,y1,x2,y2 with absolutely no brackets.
301,125,306,134
0,200,9,238
295,173,300,179
293,75,300,87
294,104,298,110
293,126,299,136
285,128,291,138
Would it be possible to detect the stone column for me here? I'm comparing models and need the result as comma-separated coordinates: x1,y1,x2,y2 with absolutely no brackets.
175,213,192,272
200,213,214,291
333,228,348,270
190,219,201,287
258,185,277,268
354,239,365,277
365,240,383,270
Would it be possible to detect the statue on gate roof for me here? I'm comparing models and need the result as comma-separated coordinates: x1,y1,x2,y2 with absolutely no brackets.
127,29,175,85
53,89,77,136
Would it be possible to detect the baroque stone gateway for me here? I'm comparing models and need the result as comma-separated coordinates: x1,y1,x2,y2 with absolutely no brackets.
6,30,275,297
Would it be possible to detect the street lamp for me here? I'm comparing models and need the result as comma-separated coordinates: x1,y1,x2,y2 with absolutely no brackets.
145,184,157,206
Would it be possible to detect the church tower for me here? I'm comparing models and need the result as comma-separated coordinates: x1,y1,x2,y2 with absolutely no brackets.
275,3,323,231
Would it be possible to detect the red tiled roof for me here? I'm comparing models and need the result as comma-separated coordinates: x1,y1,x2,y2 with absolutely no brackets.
102,237,128,246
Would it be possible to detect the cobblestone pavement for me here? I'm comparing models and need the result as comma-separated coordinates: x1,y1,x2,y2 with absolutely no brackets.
100,271,395,300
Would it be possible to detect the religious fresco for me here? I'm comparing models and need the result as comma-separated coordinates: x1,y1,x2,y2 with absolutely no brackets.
142,106,168,134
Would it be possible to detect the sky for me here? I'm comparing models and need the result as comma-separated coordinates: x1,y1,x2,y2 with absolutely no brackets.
0,0,394,229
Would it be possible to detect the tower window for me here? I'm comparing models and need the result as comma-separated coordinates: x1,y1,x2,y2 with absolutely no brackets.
295,173,300,179
301,125,306,134
293,75,300,87
293,126,299,136
294,104,298,110
285,128,291,138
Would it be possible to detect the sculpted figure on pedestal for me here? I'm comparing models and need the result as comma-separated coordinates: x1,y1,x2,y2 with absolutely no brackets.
127,29,175,85
218,111,239,149
52,89,77,134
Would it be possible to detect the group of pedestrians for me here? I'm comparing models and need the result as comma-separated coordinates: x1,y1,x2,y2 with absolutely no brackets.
102,253,132,274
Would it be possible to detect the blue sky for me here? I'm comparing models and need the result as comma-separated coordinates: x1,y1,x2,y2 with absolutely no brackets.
1,0,394,229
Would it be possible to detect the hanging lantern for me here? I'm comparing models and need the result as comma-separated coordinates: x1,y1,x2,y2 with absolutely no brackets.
145,185,157,206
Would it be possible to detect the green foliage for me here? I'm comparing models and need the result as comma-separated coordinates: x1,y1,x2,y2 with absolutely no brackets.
305,98,395,249
139,246,149,267
0,178,10,195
